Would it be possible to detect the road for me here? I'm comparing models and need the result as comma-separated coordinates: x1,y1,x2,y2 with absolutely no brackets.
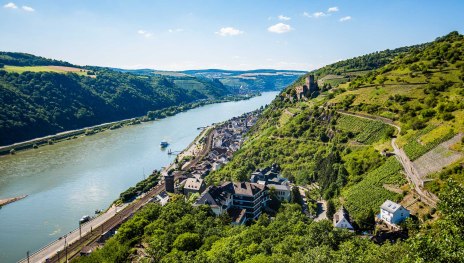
20,168,186,262
337,111,437,208
183,127,215,170
314,200,328,222
391,138,437,207
20,204,126,263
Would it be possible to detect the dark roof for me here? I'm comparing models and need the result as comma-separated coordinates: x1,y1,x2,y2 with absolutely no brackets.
195,183,233,208
233,182,265,196
227,207,246,224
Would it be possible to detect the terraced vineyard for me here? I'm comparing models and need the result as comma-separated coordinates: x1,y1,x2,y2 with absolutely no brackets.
404,126,456,160
336,114,394,144
342,157,406,221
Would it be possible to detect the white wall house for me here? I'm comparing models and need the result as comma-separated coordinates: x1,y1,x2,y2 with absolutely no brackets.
380,200,410,225
333,206,354,231
266,184,291,202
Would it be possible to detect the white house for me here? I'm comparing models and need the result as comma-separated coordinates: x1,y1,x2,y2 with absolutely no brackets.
156,191,170,206
266,184,291,202
333,206,354,231
380,200,410,225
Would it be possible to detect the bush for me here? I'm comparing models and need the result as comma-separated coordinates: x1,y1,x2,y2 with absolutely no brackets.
173,232,202,251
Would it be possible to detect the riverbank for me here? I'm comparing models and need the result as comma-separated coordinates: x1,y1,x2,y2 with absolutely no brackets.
0,195,27,207
0,93,259,156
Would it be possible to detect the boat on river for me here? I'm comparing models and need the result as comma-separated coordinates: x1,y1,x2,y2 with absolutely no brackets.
160,141,169,148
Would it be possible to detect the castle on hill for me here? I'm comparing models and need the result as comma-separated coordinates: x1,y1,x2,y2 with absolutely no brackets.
295,75,318,100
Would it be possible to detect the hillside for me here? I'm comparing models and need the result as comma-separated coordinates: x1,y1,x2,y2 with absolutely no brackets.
73,32,464,263
0,54,240,145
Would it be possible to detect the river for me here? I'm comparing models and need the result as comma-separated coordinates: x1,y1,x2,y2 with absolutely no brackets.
0,91,278,262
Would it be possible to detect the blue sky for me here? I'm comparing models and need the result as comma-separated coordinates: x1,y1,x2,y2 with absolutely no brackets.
1,0,463,71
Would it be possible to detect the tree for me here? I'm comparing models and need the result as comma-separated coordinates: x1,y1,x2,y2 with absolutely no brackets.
326,200,335,221
291,186,303,204
172,232,202,251
357,208,376,230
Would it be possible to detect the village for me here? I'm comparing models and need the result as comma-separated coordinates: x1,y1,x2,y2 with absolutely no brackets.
152,105,411,236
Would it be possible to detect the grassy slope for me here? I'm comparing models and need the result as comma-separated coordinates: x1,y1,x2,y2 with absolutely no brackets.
4,65,90,76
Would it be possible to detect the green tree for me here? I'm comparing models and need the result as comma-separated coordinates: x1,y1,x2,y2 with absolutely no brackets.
326,200,335,221
172,232,202,251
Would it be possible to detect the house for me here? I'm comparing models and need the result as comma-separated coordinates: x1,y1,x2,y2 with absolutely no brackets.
211,162,222,171
183,178,206,196
231,182,268,220
333,206,354,231
194,184,233,216
379,200,410,225
227,207,247,225
194,181,269,223
266,184,291,202
156,191,170,206
250,164,288,185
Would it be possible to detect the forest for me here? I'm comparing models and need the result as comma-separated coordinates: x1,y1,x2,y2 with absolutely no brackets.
0,54,236,145
75,180,464,263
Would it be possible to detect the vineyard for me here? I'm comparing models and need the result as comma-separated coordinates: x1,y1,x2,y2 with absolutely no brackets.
336,114,394,144
342,157,406,221
403,126,456,160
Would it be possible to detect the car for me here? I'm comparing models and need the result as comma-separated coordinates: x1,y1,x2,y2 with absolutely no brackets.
79,215,91,224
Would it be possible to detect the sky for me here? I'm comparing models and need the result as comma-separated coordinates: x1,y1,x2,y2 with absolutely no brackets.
1,0,464,71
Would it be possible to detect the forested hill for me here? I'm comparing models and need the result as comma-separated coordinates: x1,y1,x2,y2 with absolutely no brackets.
0,53,237,146
0,52,73,67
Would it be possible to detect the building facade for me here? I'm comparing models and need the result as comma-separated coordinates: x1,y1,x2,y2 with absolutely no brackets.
380,200,410,225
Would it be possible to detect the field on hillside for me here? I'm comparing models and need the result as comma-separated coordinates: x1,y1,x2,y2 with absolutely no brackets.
3,65,88,76
342,157,406,221
336,114,394,144
3,65,90,76
403,126,456,160
413,133,463,179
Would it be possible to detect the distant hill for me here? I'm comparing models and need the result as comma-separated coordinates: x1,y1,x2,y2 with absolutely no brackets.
111,68,307,94
181,69,307,93
0,52,73,67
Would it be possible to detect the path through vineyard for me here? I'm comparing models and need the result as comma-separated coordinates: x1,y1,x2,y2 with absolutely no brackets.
337,111,438,207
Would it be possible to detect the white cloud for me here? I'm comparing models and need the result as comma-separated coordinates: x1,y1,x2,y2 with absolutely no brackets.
267,23,293,34
313,12,326,18
327,7,339,13
168,28,184,33
340,16,352,22
215,27,244,37
137,29,153,38
22,5,34,12
278,15,291,21
3,2,17,9
304,11,327,18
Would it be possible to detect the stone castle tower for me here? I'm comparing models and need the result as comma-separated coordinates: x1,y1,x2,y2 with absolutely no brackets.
164,172,175,193
295,75,318,100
